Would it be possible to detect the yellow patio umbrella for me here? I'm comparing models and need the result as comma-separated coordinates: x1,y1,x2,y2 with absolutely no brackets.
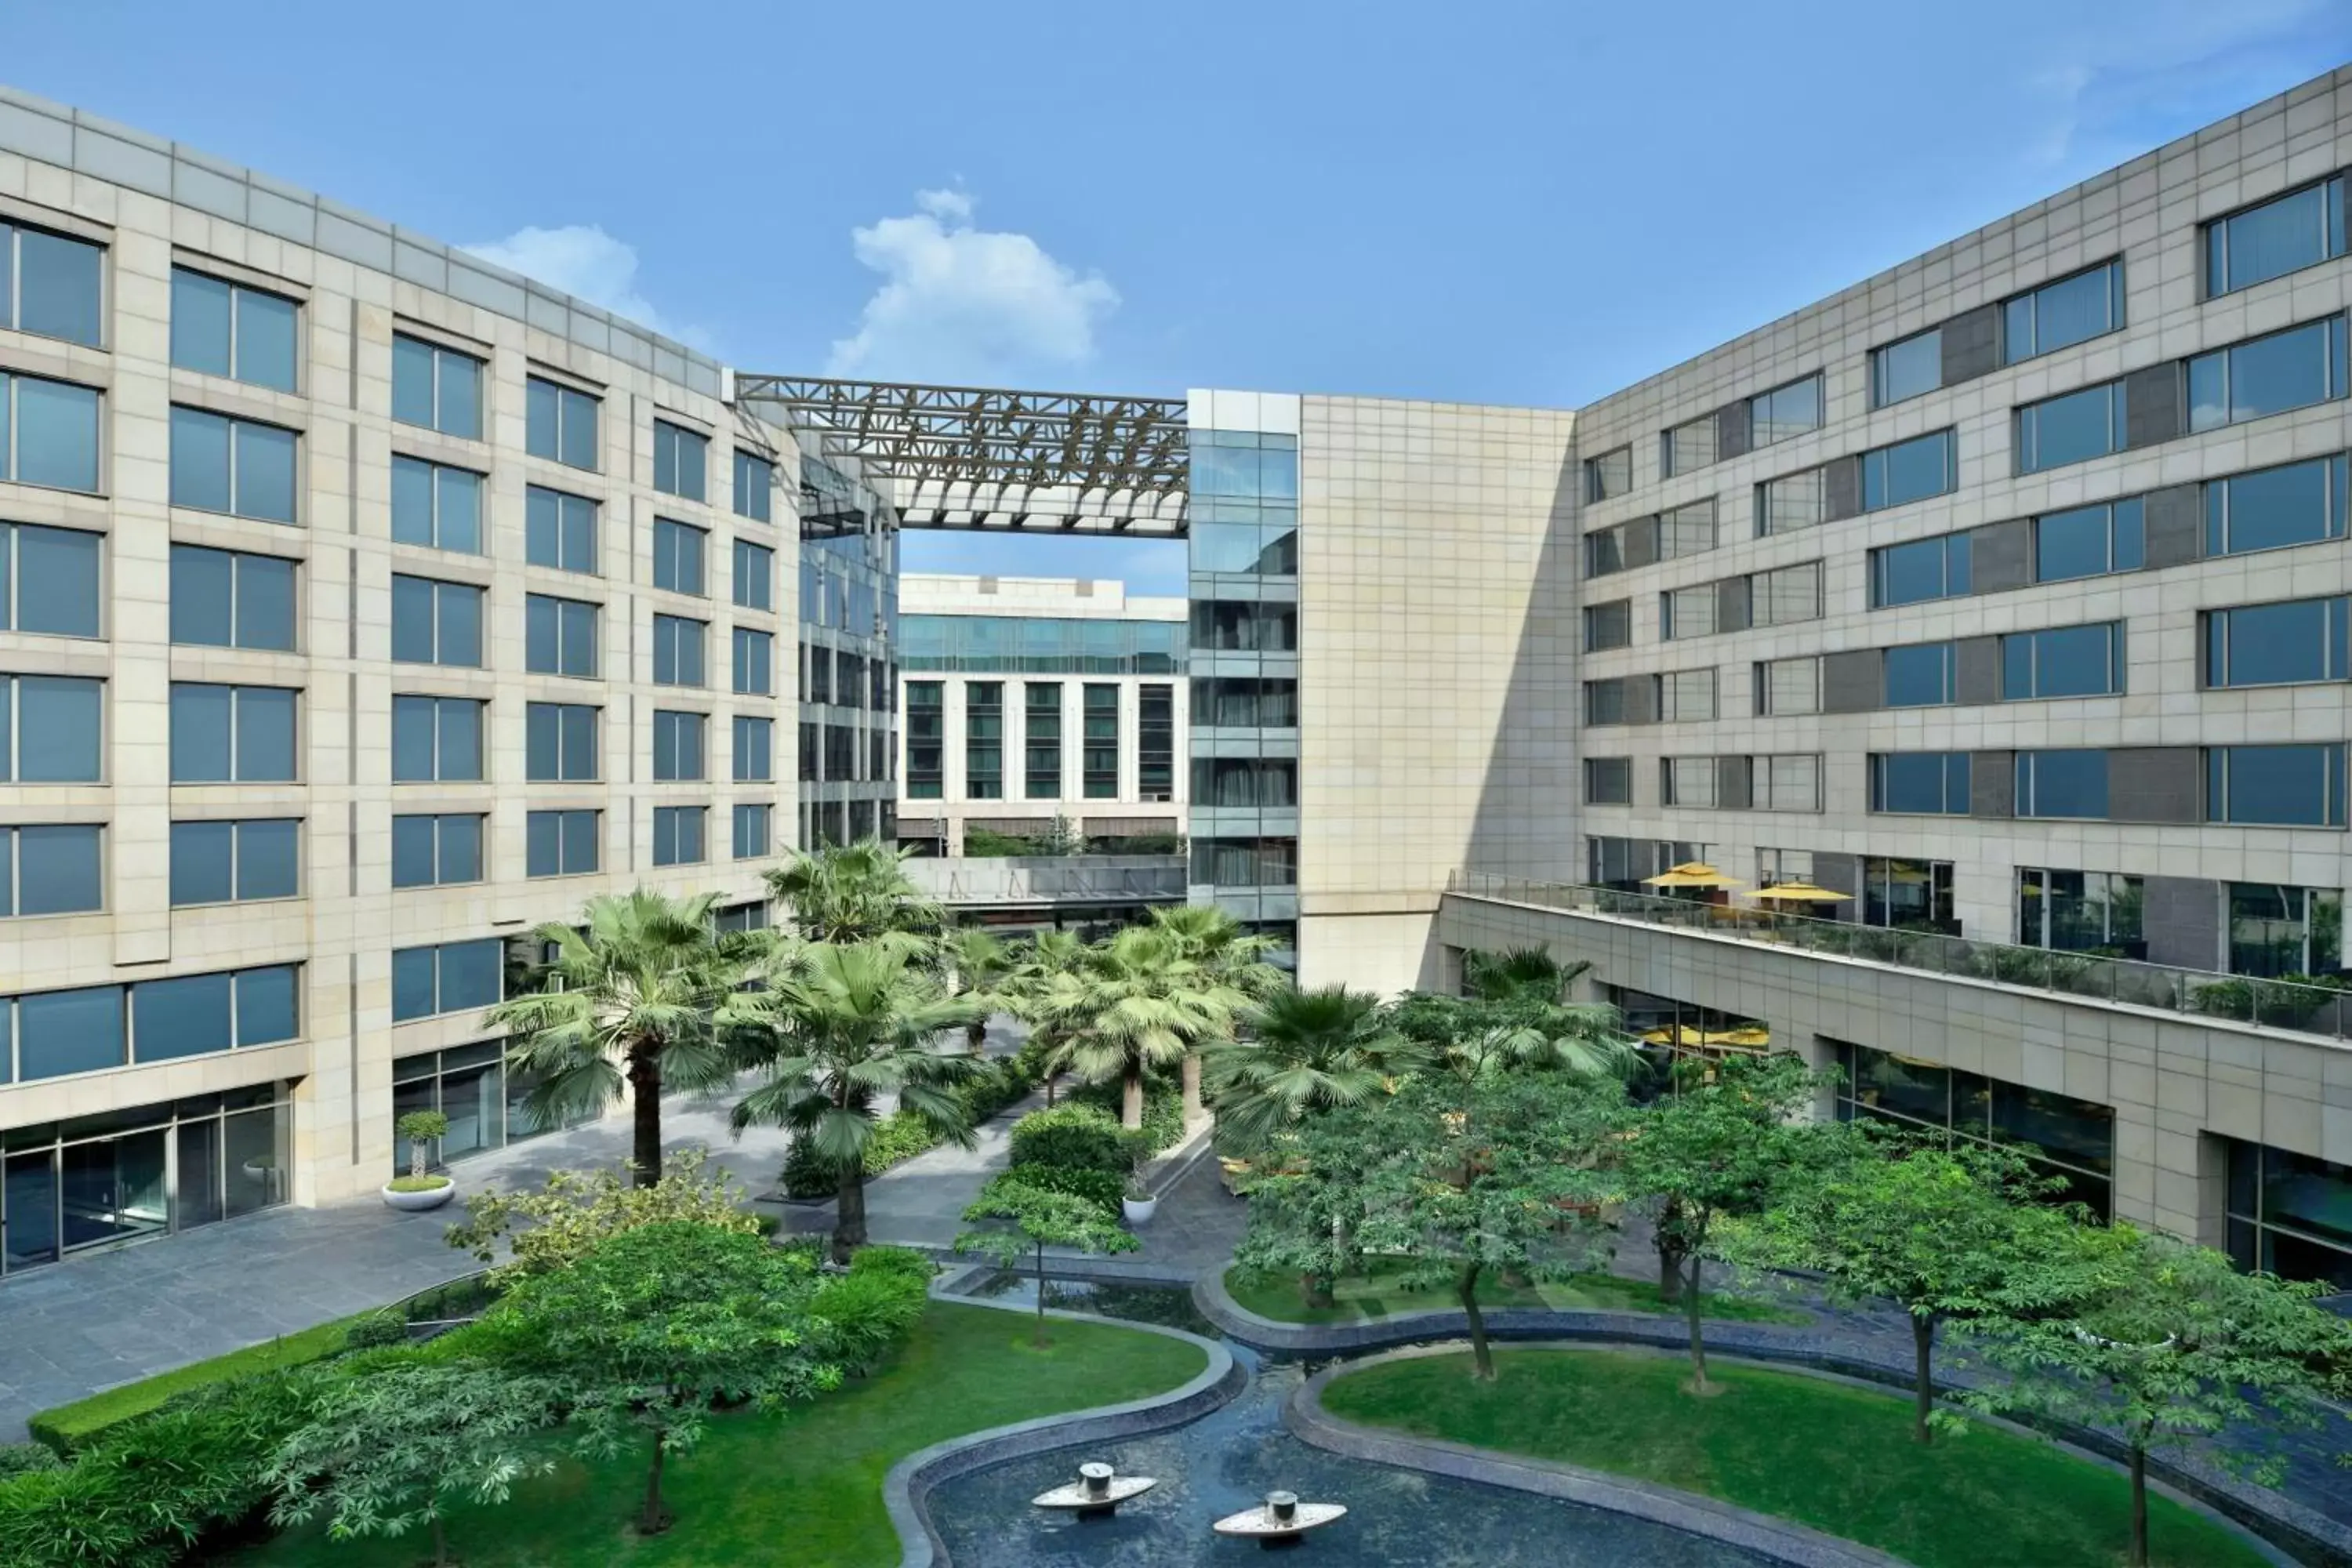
1642,861,1746,890
1708,1025,1773,1051
1639,1023,1714,1047
1749,881,1853,904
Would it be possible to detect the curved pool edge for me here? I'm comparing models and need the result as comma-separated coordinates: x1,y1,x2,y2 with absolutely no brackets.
887,1289,1247,1568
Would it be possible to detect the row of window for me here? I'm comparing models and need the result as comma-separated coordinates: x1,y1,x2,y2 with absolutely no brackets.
903,679,1176,802
800,641,897,711
796,720,895,786
1587,562,1824,649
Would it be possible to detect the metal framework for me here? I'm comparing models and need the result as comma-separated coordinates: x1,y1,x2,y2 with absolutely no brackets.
733,375,1190,534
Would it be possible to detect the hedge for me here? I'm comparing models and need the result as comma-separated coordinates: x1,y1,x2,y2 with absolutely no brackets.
1007,1104,1135,1176
782,1057,1035,1199
27,1313,365,1454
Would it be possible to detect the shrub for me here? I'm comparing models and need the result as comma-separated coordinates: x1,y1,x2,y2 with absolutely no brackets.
1067,1076,1185,1156
2192,973,2343,1026
443,1148,762,1286
781,1064,1035,1199
343,1312,411,1352
0,1461,162,1568
28,1316,360,1454
1007,1163,1125,1214
0,1445,60,1480
1008,1104,1135,1175
848,1244,935,1282
808,1268,929,1374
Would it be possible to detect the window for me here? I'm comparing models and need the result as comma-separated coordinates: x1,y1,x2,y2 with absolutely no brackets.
804,641,831,706
1871,328,1942,407
2002,622,2125,699
1661,415,1715,477
1660,757,1716,808
652,419,707,502
1860,857,1958,932
172,684,296,782
390,695,483,783
391,938,501,1022
1870,752,1970,815
0,524,100,637
1755,470,1824,535
823,724,855,781
524,376,597,470
2226,884,2343,978
390,575,483,667
1755,657,1820,716
1753,562,1823,626
2,222,103,347
2207,744,2347,827
652,805,706,866
1584,445,1632,503
391,456,484,553
520,593,596,679
6,966,302,1078
731,627,773,695
2226,1138,2352,1290
732,539,773,611
1190,837,1296,888
1192,677,1296,731
1661,585,1715,641
169,544,295,652
1863,429,1956,509
2003,260,2125,363
1584,757,1632,805
837,651,866,710
1754,755,1821,811
798,721,818,784
2206,597,2350,688
526,809,599,878
2205,174,2348,297
1882,642,1954,707
2018,869,2143,954
732,803,771,861
1083,684,1120,799
2015,381,2125,474
524,486,599,574
1584,528,1622,579
2036,498,2147,582
2187,316,2350,433
2016,750,2110,819
170,268,296,391
1757,848,1814,889
169,407,296,523
1139,684,1174,800
733,450,773,521
1583,598,1632,652
907,681,944,799
1831,1039,2111,1217
391,813,485,888
1190,600,1296,652
1657,669,1715,721
0,823,102,916
169,818,297,906
652,614,706,687
1871,533,1971,607
2204,454,2349,557
652,518,707,595
1660,499,1716,557
524,702,597,782
1195,757,1298,811
1584,680,1627,726
960,680,1004,799
1008,681,1059,797
390,334,481,439
0,372,101,492
0,676,103,782
1748,374,1822,447
652,710,706,782
733,715,772,782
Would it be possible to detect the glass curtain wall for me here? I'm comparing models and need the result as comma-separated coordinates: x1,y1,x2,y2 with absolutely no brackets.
1831,1040,2114,1215
797,457,898,850
391,1044,597,1178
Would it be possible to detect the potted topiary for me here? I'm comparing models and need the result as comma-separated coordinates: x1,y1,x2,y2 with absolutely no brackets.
1121,1171,1158,1225
383,1110,456,1211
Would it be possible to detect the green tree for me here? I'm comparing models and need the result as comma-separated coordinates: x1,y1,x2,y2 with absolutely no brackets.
942,926,1015,1054
497,1221,838,1536
1612,1051,1830,1394
1461,944,1592,1003
1236,1072,1620,1379
1203,985,1426,1155
1004,930,1086,1104
767,838,941,945
1965,1226,2352,1568
483,891,749,1188
264,1366,564,1568
444,1147,764,1286
956,1172,1138,1344
1387,989,1636,1082
1149,904,1284,1120
731,940,982,1261
1043,925,1246,1130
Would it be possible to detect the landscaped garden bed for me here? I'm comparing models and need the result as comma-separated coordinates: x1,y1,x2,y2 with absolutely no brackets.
1222,1260,1804,1326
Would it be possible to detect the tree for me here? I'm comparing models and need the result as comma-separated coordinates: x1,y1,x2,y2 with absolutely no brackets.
394,1110,448,1181
444,1147,764,1287
264,1366,565,1568
942,926,1015,1054
497,1221,838,1536
1730,1131,2111,1443
1461,944,1592,1004
1965,1226,2352,1568
1236,1072,1620,1379
768,839,941,945
481,891,748,1188
956,1172,1138,1344
1043,925,1245,1131
1612,1051,1831,1394
1149,905,1284,1121
1203,985,1426,1154
1004,930,1086,1105
731,939,982,1261
1387,989,1636,1082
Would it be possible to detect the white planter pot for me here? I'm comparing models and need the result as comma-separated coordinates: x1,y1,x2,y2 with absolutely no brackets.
1122,1195,1158,1225
241,1160,277,1185
381,1180,456,1212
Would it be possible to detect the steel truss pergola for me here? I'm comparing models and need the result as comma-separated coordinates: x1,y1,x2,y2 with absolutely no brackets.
733,375,1190,534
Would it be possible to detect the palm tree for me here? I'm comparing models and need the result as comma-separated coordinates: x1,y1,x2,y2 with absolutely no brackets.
1004,930,1085,1104
730,940,982,1261
1046,926,1246,1130
1149,905,1285,1121
1204,985,1427,1153
484,891,747,1189
767,838,942,946
942,926,1015,1054
1463,945,1592,1004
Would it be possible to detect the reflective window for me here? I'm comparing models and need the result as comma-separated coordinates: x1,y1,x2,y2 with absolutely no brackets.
390,334,482,439
169,818,298,906
1870,752,1970,815
2,222,103,347
0,823,102,916
524,702,598,782
900,615,1186,674
2,676,103,782
390,695,483,783
0,524,101,637
1757,848,1814,889
732,539,773,611
1584,757,1632,805
1755,657,1820,717
1748,374,1822,447
170,545,296,652
652,804,706,867
1583,599,1632,652
2187,316,2350,433
2223,884,2342,979
731,627,773,695
2001,622,2125,699
524,593,598,678
2206,597,2350,688
136,965,298,1061
1660,756,1716,808
2227,1138,2352,1290
2205,175,2348,297
2015,750,2110,819
651,710,706,782
1661,585,1715,641
1864,430,1957,510
2204,454,2349,557
1657,669,1715,721
391,938,502,1022
390,457,484,554
733,450,774,521
390,575,484,667
652,419,708,502
2016,382,2125,474
2003,260,2124,363
391,813,485,888
962,681,1004,800
732,803,771,861
906,681,944,798
1753,754,1821,811
1832,1038,2112,1218
652,517,706,596
1584,445,1632,503
1189,430,1298,503
734,715,773,782
1755,469,1824,535
1752,562,1823,626
169,406,296,523
1661,415,1715,477
1871,532,1971,607
0,372,103,492
2017,869,2143,954
524,485,599,574
170,684,296,782
2206,744,2347,827
1860,858,1958,933
2035,497,2146,582
1883,642,1955,707
1871,328,1942,407
652,614,706,687
524,376,598,470
1584,527,1623,579
526,809,599,878
1025,682,1064,795
1584,680,1627,726
1660,499,1716,558
170,268,297,391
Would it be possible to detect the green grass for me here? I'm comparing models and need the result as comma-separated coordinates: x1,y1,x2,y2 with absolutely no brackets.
223,1301,1207,1568
29,1314,367,1452
1224,1259,1804,1326
1317,1347,2270,1568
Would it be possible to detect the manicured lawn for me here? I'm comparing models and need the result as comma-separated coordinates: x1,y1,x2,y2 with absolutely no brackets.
224,1301,1207,1568
1225,1259,1803,1326
1317,1347,2270,1568
31,1313,368,1452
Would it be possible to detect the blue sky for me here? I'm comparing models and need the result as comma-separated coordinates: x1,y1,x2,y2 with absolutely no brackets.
9,1,2347,593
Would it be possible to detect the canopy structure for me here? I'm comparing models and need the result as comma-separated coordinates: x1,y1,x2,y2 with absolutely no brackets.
1642,861,1745,890
1749,881,1853,903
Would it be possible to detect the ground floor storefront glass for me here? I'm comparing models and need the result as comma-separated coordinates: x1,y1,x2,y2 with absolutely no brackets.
2226,1137,2352,1290
1829,1039,2114,1217
392,1044,596,1177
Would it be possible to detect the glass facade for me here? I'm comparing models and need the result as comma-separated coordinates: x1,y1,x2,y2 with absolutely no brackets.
2017,869,2144,955
1860,856,1956,932
2227,1138,2352,1288
394,1044,597,1179
798,457,898,851
898,615,1183,672
1832,1040,2114,1216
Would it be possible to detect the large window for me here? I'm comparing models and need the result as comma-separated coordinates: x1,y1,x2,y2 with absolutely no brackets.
0,967,299,1083
1584,680,1628,726
0,372,101,493
1023,681,1062,797
1190,601,1294,653
2001,622,2125,699
1864,430,1958,510
652,517,707,597
1196,757,1296,808
2003,260,2124,363
2187,315,2349,433
732,539,773,611
524,486,599,574
0,523,100,638
731,627,773,696
1192,677,1296,730
733,450,773,522
169,818,298,907
524,376,598,470
2016,381,2126,474
906,681,944,799
392,456,484,554
390,695,483,783
1661,414,1715,477
2224,883,2342,978
1752,562,1822,626
524,702,597,782
1659,757,1715,808
1748,374,1822,447
526,810,598,878
732,803,771,861
652,614,706,687
2206,744,2347,827
2205,597,2350,688
170,406,296,523
171,268,296,391
2,221,103,347
733,715,772,782
390,334,482,439
2204,454,2348,557
2035,497,2145,583
524,593,598,678
2205,174,2348,298
1758,847,1813,890
1584,445,1632,503
0,823,102,916
1871,328,1942,408
1860,857,1956,933
390,575,484,667
1584,757,1632,805
1138,684,1174,800
1588,837,1708,891
964,681,1004,799
1190,837,1296,887
1833,1039,2113,1217
1657,669,1715,722
1083,684,1120,799
651,710,706,782
1871,533,1970,608
1884,642,1955,707
391,938,500,1022
2227,1138,2352,1290
1753,755,1821,811
1661,584,1715,641
171,545,295,651
391,812,485,888
0,676,103,782
1755,469,1824,536
1755,657,1820,717
172,684,296,782
1584,599,1632,652
1869,752,1969,815
652,804,706,867
2015,750,2110,819
1659,499,1717,558
2017,869,2143,955
652,419,707,502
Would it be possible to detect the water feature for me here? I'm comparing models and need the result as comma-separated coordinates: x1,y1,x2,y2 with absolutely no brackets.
929,1277,1780,1567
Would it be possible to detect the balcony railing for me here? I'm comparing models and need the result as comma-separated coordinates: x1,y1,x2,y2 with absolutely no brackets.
905,855,1189,906
1445,870,2352,1044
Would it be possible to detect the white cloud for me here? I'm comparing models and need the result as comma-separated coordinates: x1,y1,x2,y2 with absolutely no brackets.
826,188,1119,383
461,225,712,351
